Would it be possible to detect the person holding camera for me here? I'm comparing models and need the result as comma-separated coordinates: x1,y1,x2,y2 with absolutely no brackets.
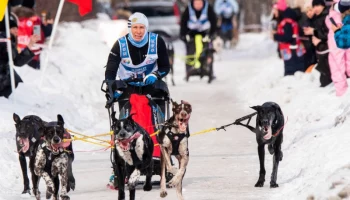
13,0,53,70
0,13,40,98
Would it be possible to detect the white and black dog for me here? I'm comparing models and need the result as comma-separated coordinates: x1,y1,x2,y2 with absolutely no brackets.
34,115,75,200
235,102,284,188
157,100,192,200
112,115,154,200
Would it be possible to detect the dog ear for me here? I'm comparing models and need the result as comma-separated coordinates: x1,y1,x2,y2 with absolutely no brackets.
111,111,119,124
172,100,179,109
57,114,65,126
13,113,21,124
250,106,261,112
127,113,136,121
181,100,190,105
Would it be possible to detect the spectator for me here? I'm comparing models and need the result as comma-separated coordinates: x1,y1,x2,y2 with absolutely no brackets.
300,0,318,72
214,0,239,48
13,0,53,70
273,0,306,76
304,0,332,87
329,0,350,96
0,13,40,98
333,0,350,48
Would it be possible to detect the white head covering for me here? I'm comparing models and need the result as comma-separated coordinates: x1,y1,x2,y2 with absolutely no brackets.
128,12,149,40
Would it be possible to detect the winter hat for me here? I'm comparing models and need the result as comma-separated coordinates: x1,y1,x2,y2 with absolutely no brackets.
335,0,350,13
128,12,149,34
312,0,326,7
325,0,335,6
273,0,288,11
0,13,19,32
127,12,149,48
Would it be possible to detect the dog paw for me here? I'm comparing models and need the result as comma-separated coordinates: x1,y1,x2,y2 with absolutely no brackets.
46,190,52,199
268,144,274,155
20,191,31,199
67,180,75,192
279,151,283,161
160,190,168,198
46,182,55,194
270,183,279,188
168,176,180,188
60,195,70,200
143,182,152,191
128,178,139,190
69,177,76,191
32,188,40,196
254,181,264,187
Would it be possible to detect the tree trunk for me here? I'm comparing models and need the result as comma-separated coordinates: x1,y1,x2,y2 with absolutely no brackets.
240,0,272,32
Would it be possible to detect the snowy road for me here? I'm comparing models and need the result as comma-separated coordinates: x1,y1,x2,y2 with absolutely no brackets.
2,22,350,200
61,58,275,200
1,32,281,200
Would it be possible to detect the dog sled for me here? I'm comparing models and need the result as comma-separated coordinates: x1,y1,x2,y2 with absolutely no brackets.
101,78,174,189
184,33,216,84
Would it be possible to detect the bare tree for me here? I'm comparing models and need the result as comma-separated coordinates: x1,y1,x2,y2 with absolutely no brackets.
240,0,272,32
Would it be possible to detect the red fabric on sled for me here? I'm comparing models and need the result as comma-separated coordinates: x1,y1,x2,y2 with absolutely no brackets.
130,94,160,157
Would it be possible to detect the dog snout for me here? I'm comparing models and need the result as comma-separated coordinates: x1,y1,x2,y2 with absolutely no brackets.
119,132,126,138
262,119,269,126
180,111,187,118
52,136,61,144
18,132,27,137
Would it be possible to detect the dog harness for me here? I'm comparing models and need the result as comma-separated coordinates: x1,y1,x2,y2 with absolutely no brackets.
166,130,187,156
37,141,64,176
117,32,158,80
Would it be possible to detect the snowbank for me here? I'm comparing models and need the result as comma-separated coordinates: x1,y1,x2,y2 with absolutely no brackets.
0,17,114,197
234,40,350,199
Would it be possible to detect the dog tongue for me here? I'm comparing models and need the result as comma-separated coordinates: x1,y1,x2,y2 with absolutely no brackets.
119,141,130,151
60,140,71,148
179,122,187,132
19,138,30,153
263,128,272,140
52,143,60,151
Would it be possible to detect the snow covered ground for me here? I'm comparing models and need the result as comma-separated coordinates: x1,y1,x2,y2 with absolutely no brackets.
1,16,350,200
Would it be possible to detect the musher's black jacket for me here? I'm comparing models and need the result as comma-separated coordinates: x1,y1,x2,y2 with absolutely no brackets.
105,33,170,80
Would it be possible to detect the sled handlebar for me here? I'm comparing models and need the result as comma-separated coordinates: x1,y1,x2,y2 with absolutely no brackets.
101,78,145,108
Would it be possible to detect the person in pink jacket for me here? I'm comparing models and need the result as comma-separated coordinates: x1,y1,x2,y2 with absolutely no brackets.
326,0,350,96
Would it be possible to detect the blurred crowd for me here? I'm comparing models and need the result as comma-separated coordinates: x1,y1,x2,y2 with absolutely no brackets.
271,0,350,96
0,0,53,98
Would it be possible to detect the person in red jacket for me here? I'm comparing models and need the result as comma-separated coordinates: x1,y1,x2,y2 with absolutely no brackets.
272,0,306,76
13,0,53,70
